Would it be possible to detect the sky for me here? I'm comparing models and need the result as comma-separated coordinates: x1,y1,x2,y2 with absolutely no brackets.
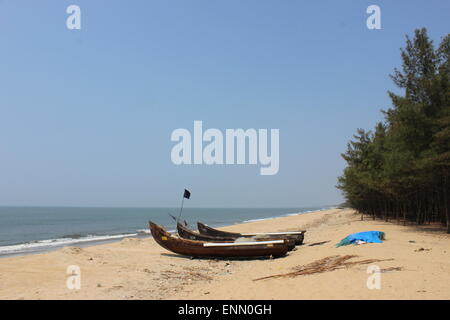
0,0,449,208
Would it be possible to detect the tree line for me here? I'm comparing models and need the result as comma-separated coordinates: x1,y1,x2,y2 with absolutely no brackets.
337,28,450,232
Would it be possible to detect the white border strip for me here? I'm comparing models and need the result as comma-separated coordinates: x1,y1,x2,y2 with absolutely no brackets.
241,231,304,236
203,240,284,247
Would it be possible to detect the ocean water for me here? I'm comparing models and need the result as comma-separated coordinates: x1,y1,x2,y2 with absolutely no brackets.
0,206,333,256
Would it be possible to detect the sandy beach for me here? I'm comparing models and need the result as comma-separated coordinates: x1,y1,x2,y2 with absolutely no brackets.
0,208,449,300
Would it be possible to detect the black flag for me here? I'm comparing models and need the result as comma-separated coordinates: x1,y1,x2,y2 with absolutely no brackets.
177,189,191,223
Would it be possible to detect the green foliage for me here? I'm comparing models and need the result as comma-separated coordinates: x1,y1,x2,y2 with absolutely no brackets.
338,28,450,231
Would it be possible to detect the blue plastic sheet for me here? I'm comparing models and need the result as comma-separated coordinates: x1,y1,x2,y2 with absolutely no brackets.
336,231,385,247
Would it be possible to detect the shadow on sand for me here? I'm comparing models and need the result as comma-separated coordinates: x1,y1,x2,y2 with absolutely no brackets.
160,253,289,261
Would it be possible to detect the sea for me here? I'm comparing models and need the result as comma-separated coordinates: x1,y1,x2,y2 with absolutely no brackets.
0,206,334,257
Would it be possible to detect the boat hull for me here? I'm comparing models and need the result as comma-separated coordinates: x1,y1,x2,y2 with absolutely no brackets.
177,223,296,251
150,222,289,258
197,222,305,245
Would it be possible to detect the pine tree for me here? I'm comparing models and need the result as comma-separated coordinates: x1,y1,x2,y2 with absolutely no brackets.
338,28,450,232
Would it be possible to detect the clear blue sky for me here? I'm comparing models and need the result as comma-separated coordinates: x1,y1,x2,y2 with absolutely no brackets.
0,0,448,207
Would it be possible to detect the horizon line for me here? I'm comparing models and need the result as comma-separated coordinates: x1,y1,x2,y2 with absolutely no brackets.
0,204,339,209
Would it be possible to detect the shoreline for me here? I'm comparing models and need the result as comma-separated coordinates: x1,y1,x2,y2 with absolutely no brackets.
1,208,449,300
0,234,152,259
0,207,335,258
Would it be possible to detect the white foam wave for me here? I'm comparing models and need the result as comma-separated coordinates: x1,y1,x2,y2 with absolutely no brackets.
136,229,151,234
242,217,276,223
0,233,138,255
241,207,333,223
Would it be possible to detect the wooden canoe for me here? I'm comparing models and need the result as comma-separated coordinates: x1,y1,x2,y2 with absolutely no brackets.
149,221,289,258
177,223,236,241
177,223,296,251
197,222,306,245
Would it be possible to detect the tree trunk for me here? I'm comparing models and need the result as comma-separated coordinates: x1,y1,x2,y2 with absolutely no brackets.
444,172,450,234
396,201,400,224
403,201,407,226
385,200,389,222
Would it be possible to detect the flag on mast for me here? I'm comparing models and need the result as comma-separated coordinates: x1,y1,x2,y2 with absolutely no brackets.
177,189,191,223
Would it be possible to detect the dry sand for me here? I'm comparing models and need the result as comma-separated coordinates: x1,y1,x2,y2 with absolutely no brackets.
0,208,449,300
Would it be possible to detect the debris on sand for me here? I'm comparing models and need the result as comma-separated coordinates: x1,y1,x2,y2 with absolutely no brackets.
379,267,403,273
160,269,213,282
308,241,330,247
253,255,394,281
414,248,431,252
63,247,83,255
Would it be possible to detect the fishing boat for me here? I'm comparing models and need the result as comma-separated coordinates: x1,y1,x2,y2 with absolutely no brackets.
176,222,296,251
149,221,290,258
177,222,235,241
197,222,306,245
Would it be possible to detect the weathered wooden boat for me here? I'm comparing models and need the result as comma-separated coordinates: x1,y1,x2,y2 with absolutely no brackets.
177,222,235,241
177,222,296,251
197,222,306,245
149,221,289,258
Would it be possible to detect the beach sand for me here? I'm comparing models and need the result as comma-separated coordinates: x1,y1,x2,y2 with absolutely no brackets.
0,208,449,300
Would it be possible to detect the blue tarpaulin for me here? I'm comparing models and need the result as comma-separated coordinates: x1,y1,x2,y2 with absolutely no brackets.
336,231,385,247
